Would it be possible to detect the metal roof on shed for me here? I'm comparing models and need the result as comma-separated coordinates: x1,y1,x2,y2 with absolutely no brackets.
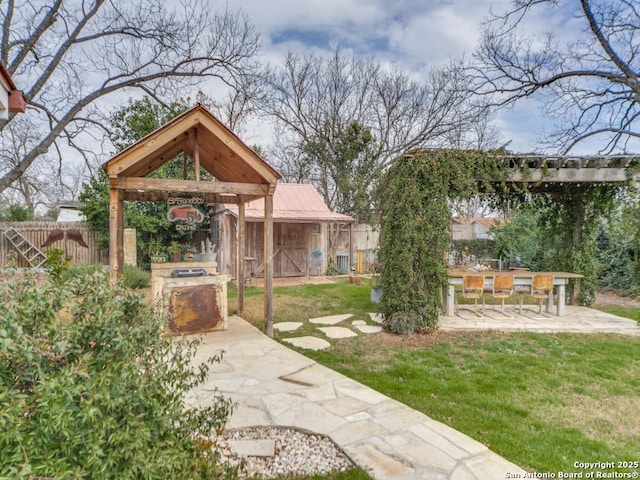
225,183,354,223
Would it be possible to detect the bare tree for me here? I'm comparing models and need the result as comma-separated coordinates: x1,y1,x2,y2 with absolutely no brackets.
473,0,640,154
0,0,260,197
259,46,481,215
192,71,264,138
444,107,503,219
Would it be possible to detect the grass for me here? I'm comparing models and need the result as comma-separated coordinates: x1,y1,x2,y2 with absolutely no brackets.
227,279,376,336
230,279,640,475
595,305,640,323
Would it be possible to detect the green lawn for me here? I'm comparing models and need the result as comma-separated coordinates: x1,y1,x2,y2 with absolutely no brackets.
595,305,640,323
230,279,640,475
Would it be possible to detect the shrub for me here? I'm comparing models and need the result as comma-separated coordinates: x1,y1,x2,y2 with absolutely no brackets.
58,263,150,289
0,271,235,479
58,262,107,284
43,248,71,280
123,264,151,289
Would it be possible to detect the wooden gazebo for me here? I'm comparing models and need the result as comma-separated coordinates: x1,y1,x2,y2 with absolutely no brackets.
103,104,281,334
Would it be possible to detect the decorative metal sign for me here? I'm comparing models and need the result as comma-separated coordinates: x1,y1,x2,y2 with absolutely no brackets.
167,197,205,231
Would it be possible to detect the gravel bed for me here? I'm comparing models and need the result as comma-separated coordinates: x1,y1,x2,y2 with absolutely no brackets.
217,426,353,479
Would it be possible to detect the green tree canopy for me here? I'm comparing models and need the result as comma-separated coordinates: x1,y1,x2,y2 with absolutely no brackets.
301,121,379,219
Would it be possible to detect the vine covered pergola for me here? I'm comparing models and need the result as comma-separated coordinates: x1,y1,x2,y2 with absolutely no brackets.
103,105,281,334
377,150,639,334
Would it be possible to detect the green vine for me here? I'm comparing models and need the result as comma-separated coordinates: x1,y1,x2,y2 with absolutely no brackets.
534,183,620,306
376,150,510,333
377,150,632,333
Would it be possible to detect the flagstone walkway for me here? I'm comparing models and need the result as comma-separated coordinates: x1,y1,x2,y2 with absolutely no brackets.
188,316,526,480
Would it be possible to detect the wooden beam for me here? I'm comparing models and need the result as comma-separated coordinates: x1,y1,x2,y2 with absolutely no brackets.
507,167,631,183
115,177,269,195
182,154,188,180
198,114,281,184
105,120,195,176
264,194,274,337
123,191,241,204
349,222,355,274
193,128,200,181
237,200,246,317
109,187,124,284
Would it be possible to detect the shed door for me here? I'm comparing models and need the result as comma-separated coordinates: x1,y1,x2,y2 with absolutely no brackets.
274,223,307,277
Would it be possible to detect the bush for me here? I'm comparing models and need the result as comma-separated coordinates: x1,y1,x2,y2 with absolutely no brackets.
59,262,107,284
58,263,150,289
0,271,236,479
43,248,72,280
123,264,151,289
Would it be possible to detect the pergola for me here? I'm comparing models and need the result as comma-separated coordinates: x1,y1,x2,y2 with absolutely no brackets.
500,154,637,186
103,105,281,334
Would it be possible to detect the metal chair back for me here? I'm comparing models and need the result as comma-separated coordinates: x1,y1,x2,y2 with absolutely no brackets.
492,274,514,294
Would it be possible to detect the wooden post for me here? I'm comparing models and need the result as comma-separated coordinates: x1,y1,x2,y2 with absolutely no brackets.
264,193,274,337
349,222,355,274
182,156,188,180
237,200,246,317
193,128,200,181
108,185,124,284
321,222,328,274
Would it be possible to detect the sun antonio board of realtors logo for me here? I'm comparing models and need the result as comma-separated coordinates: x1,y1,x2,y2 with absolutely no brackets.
167,197,205,231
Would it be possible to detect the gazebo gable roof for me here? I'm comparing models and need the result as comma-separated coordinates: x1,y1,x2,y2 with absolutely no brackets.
103,104,280,185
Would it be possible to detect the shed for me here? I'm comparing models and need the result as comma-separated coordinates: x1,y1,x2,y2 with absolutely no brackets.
219,183,355,278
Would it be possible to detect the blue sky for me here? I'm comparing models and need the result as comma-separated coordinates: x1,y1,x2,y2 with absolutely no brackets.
227,0,594,154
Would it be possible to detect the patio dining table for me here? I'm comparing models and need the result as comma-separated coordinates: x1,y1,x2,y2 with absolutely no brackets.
444,270,584,317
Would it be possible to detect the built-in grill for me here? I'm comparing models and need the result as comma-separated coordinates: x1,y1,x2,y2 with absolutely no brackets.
170,268,206,278
151,261,229,334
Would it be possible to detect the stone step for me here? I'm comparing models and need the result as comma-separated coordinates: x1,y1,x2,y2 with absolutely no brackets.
227,439,275,457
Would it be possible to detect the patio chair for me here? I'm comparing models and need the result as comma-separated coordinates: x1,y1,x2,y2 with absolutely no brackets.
483,274,514,318
454,274,485,317
517,274,554,318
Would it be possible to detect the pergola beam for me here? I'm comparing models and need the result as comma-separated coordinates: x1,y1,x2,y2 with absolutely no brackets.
122,191,251,204
114,177,269,195
507,168,632,183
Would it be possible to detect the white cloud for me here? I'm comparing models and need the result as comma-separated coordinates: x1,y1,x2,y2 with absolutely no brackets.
213,0,594,154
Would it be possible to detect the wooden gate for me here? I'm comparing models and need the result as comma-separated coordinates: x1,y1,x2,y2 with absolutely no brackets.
273,223,307,277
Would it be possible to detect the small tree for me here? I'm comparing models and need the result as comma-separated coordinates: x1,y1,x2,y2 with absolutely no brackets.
301,121,380,218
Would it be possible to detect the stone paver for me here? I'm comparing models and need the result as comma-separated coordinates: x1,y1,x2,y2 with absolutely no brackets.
227,439,275,457
439,305,640,335
354,324,383,334
190,316,526,480
281,336,331,350
273,321,303,332
309,313,353,325
317,326,358,339
352,320,367,326
369,312,384,324
186,304,639,479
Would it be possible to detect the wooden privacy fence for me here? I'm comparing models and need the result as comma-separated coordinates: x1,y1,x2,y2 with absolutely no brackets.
353,224,379,274
0,222,106,269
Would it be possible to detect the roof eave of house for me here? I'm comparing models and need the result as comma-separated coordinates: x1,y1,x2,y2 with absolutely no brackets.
8,90,26,113
1,63,26,113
